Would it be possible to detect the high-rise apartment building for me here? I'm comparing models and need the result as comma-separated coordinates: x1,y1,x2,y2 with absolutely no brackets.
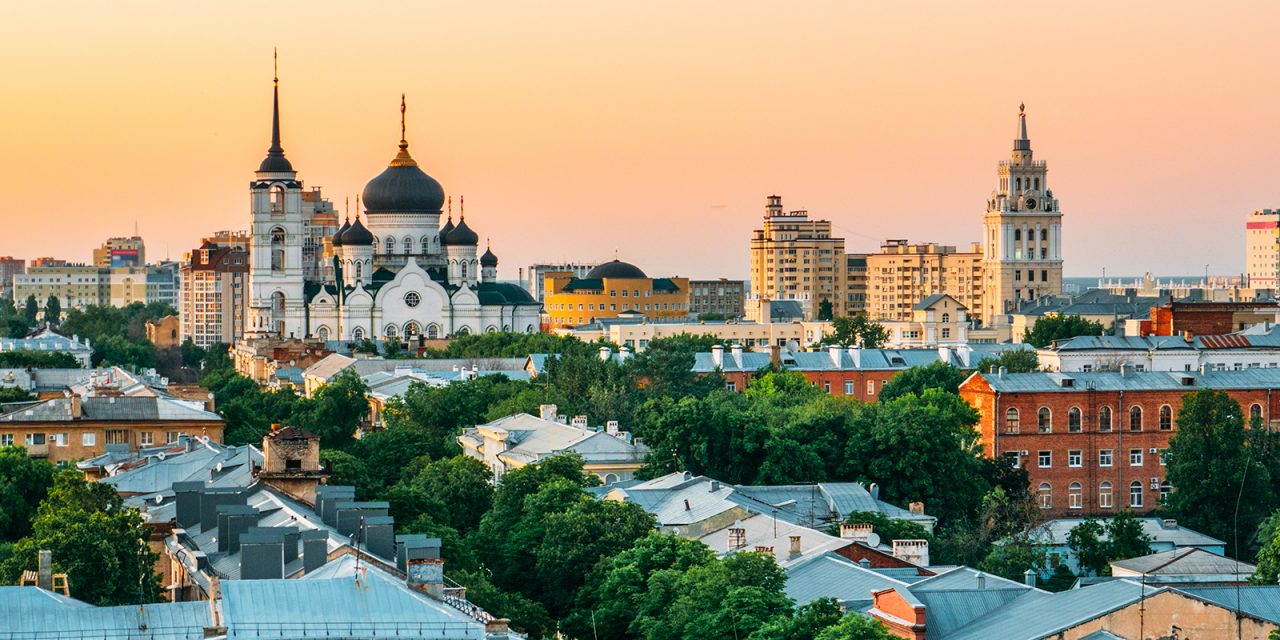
13,263,179,311
180,232,251,348
979,105,1064,325
1245,209,1280,286
845,254,868,316
93,236,146,268
865,240,984,322
0,257,25,300
749,196,847,320
29,258,67,268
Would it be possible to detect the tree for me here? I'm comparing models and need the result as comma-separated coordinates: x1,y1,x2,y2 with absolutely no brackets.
819,314,888,349
0,351,80,368
1022,315,1104,348
0,447,55,541
1165,389,1276,557
292,369,368,448
812,614,892,640
631,552,791,640
1251,509,1280,585
878,362,968,402
1041,564,1077,592
1105,510,1153,561
975,349,1039,373
535,498,656,616
385,455,493,534
747,598,844,640
1066,518,1109,576
816,300,834,321
0,387,34,404
179,338,206,368
22,295,38,325
1,470,161,605
43,296,61,325
355,338,379,354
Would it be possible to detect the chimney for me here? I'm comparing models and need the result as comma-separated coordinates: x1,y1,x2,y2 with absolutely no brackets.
909,502,925,515
1024,569,1037,588
1161,519,1178,530
727,526,746,551
68,394,81,420
316,486,356,527
37,550,52,590
362,516,396,560
215,505,257,553
405,539,445,598
892,539,930,566
1120,363,1131,378
828,344,842,366
709,480,720,493
769,344,781,367
239,530,285,580
998,366,1007,378
858,558,871,570
684,499,691,511
842,523,873,543
975,573,986,590
571,415,588,429
599,346,612,362
172,481,206,529
788,535,802,557
619,346,632,362
869,483,880,500
712,344,724,369
1199,363,1209,375
335,501,390,538
606,420,619,435
938,346,951,363
396,534,437,573
847,346,861,368
199,489,246,532
538,404,558,421
300,530,328,574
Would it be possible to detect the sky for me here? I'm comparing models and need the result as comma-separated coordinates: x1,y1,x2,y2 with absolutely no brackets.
1,1,1277,280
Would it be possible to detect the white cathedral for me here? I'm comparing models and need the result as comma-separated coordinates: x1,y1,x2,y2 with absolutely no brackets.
245,74,542,343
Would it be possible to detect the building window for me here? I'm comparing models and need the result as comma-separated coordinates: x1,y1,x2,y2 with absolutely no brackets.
867,380,875,395
1129,481,1144,508
1099,482,1114,509
1038,482,1052,509
1038,407,1051,433
941,328,951,339
941,313,950,323
1038,450,1052,468
352,327,364,340
1068,450,1082,467
1130,449,1143,466
1099,406,1112,432
1068,482,1082,510
25,433,46,446
844,381,854,395
1160,481,1172,504
726,381,736,392
404,292,420,308
1005,408,1020,433
1068,407,1082,432
82,432,95,446
385,237,395,255
0,434,11,447
105,430,128,445
1159,405,1173,430
1250,403,1263,424
166,431,184,444
140,432,154,447
823,382,831,393
1099,449,1113,467
1128,405,1143,431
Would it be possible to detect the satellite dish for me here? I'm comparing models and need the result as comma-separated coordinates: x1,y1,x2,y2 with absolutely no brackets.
154,495,163,505
215,462,223,473
156,452,166,461
866,532,881,548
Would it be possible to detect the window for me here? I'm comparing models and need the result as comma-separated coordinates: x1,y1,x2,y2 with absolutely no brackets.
823,382,831,393
140,432,154,447
1130,449,1143,466
867,380,876,395
1159,405,1172,430
166,431,184,444
1250,403,1263,424
1160,481,1172,504
1129,481,1144,508
0,434,11,447
1038,450,1052,468
81,432,95,446
1099,449,1113,467
352,327,364,340
1014,229,1023,241
1068,450,1082,467
1038,407,1051,433
941,313,950,323
404,292,420,308
1068,407,1082,432
385,237,395,255
1099,406,1112,432
1128,405,1143,431
25,433,46,446
726,381,737,391
426,324,439,339
1069,482,1082,510
1099,482,1114,509
105,430,128,445
844,381,854,395
1005,408,1020,433
1038,483,1052,509
942,328,951,339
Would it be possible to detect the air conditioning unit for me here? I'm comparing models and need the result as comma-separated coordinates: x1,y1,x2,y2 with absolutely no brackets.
1149,448,1158,454
1150,477,1160,489
1020,450,1029,456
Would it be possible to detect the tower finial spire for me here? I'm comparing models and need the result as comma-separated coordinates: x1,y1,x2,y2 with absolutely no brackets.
448,196,453,220
1013,102,1030,151
400,93,407,146
273,48,278,86
460,195,465,220
388,93,418,167
258,49,293,173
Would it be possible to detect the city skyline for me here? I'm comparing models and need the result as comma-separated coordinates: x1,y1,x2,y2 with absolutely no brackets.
2,1,1278,278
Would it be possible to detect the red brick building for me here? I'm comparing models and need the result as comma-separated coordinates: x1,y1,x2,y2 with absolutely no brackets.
1148,300,1278,337
959,367,1280,518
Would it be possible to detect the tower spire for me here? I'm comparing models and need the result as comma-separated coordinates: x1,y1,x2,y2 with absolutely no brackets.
258,48,293,173
1014,102,1030,151
389,93,418,167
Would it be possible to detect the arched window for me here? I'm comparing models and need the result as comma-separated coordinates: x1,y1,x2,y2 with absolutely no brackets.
1068,482,1082,510
404,321,421,338
316,327,329,341
1014,228,1022,241
1099,406,1113,432
941,312,950,323
461,263,468,279
1040,228,1048,241
603,473,620,485
426,324,439,339
1068,407,1082,433
1129,481,1144,508
1034,177,1040,191
270,227,286,272
485,325,498,333
1250,403,1263,424
352,327,364,340
385,237,396,255
1159,405,1173,430
1038,482,1052,510
354,262,362,280
1005,408,1020,433
384,324,398,338
270,184,286,214
1038,407,1052,433
403,236,413,255
372,237,378,252
456,326,470,336
1016,177,1023,192
1099,482,1114,509
1129,406,1143,431
421,236,431,254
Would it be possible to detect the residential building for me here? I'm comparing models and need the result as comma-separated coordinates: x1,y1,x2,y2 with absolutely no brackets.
0,365,175,400
1037,326,1280,373
845,254,868,315
458,404,651,484
1246,208,1280,286
145,315,180,348
959,368,1280,517
0,256,24,299
542,259,690,329
555,319,832,352
363,362,530,430
744,297,807,323
28,257,67,268
300,352,526,397
522,262,596,301
0,326,93,367
694,343,1030,401
92,235,145,268
232,337,335,388
179,233,250,347
688,278,746,318
1148,300,1279,337
879,294,972,348
865,240,984,322
749,195,847,320
1028,517,1225,576
979,104,1065,326
1108,547,1255,586
13,263,181,311
1010,290,1161,341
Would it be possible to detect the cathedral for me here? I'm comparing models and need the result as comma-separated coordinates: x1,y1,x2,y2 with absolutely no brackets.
244,71,541,342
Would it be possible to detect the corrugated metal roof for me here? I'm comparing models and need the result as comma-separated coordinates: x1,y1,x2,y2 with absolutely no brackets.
940,579,1150,640
1029,518,1225,548
0,586,210,640
978,368,1280,393
784,552,909,607
1177,585,1280,624
916,589,1041,639
1111,547,1254,576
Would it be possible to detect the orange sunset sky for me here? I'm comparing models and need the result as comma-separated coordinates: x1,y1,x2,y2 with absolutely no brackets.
1,1,1277,279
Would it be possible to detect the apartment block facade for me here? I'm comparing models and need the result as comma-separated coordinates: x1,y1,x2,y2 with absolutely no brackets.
688,279,746,318
1246,208,1280,286
179,232,250,348
864,240,984,322
749,195,847,320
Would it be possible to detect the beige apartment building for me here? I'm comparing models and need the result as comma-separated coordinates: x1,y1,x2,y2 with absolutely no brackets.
1246,208,1280,286
749,195,847,320
864,240,984,322
13,265,109,308
180,232,251,348
93,236,145,268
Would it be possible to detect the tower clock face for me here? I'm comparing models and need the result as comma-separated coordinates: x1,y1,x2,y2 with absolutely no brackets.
1023,197,1037,211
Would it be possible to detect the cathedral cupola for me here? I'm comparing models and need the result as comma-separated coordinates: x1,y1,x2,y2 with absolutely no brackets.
361,95,445,215
480,243,498,284
340,215,374,246
447,216,479,246
440,199,456,246
331,218,350,247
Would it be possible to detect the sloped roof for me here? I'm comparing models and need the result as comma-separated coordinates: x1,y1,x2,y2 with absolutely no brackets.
1027,518,1224,549
696,512,850,567
938,579,1150,640
0,396,222,423
784,551,910,608
1110,547,1254,577
913,294,964,311
976,369,1280,394
0,586,210,639
1178,585,1280,624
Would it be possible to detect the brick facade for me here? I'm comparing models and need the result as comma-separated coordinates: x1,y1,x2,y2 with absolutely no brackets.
960,371,1278,518
720,367,901,402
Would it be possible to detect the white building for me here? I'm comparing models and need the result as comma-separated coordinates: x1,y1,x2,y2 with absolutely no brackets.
243,74,540,343
1037,324,1280,373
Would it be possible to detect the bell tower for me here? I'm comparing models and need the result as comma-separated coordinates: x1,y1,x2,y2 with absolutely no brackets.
246,51,306,339
980,104,1064,326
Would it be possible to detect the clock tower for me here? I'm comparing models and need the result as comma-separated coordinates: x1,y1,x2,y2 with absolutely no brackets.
980,104,1064,326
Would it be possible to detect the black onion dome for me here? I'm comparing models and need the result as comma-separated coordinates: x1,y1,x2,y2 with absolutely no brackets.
341,216,374,246
332,219,350,246
439,217,455,246
362,141,445,214
258,152,294,173
447,218,479,246
480,246,498,267
258,76,294,173
585,259,647,279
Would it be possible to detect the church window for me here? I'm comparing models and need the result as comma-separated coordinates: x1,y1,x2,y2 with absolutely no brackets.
404,321,421,337
270,185,286,214
404,292,420,308
1014,229,1022,241
1034,177,1040,190
426,324,439,339
456,326,470,336
384,324,398,338
1040,228,1048,241
270,227,286,272
421,236,430,253
355,262,362,280
316,327,329,341
352,327,364,340
1016,177,1022,191
403,237,413,254
461,263,468,279
386,237,396,254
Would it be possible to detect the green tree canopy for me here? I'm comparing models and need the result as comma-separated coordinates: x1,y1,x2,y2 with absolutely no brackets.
1251,509,1280,585
0,447,55,541
819,314,888,349
811,613,892,640
975,349,1040,374
1022,315,1105,348
291,369,369,448
1066,512,1152,577
43,296,61,325
0,351,80,368
878,362,969,402
22,295,38,325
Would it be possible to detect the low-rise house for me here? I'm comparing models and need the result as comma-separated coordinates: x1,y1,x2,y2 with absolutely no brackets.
1027,518,1224,576
232,337,336,387
0,325,93,367
303,353,527,398
363,364,530,431
1107,547,1256,587
458,405,650,484
879,295,973,349
146,314,181,348
783,551,924,610
1039,325,1280,373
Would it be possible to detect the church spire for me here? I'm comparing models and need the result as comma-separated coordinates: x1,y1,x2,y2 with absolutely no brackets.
258,49,294,173
389,93,418,167
1013,102,1031,152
